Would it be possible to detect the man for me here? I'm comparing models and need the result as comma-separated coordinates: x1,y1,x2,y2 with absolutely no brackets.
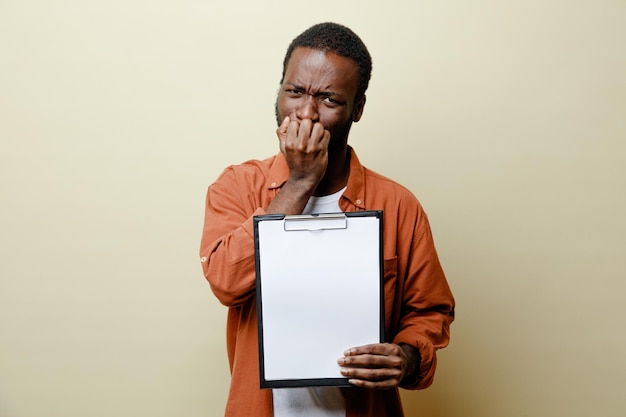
200,22,455,417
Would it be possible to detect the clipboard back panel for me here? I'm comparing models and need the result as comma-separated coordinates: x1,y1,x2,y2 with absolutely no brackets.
254,211,384,388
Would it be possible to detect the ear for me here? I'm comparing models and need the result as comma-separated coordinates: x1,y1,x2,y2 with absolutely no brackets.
353,94,366,122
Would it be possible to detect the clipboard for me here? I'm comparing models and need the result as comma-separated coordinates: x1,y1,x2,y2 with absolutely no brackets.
253,210,384,389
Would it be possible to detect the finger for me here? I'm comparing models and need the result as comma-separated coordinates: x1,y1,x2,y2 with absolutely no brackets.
346,377,400,390
283,118,300,150
287,118,300,137
344,343,398,357
338,353,402,369
311,122,326,141
321,128,331,145
306,122,328,152
340,367,402,390
296,119,314,148
340,366,402,381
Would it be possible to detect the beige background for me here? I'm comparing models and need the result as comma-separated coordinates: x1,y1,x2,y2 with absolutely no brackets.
1,1,624,416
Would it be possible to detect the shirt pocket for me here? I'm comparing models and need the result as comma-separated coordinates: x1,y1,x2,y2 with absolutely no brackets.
382,256,398,337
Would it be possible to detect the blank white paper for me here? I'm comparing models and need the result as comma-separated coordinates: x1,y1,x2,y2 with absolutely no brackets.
256,214,382,383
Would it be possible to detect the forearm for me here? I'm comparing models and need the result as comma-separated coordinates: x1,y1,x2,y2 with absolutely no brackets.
392,307,454,389
265,178,317,215
201,174,318,305
200,175,266,306
201,212,259,306
393,210,455,389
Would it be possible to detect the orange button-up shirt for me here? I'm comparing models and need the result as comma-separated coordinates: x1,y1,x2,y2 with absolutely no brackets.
200,147,455,417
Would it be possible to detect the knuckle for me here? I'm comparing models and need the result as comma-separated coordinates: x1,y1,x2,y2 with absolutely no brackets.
390,357,402,368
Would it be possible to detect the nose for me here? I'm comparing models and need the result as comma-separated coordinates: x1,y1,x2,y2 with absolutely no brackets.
295,95,319,122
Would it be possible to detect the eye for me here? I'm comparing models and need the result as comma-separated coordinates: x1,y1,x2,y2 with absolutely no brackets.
322,96,338,104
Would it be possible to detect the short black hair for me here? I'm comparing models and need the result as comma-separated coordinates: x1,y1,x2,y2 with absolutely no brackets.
280,22,372,99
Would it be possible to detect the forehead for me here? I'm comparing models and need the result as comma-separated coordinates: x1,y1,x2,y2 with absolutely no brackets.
283,47,359,95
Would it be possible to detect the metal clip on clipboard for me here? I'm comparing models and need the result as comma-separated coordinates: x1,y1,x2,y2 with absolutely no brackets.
283,213,347,231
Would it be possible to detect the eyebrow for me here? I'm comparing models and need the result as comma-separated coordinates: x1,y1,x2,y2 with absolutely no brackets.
287,82,341,98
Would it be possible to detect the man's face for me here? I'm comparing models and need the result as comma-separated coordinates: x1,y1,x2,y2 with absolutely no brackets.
275,47,365,149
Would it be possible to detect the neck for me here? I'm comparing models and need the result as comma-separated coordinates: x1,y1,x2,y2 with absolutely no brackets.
313,146,351,196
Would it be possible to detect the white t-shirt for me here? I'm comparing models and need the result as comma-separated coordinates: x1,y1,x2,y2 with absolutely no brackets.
272,187,347,417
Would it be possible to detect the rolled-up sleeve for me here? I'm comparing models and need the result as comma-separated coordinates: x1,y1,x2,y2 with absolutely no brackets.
392,207,455,390
199,168,267,307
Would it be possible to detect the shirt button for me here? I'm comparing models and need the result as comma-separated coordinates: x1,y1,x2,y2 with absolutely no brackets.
356,199,362,205
271,182,277,187
200,256,207,263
